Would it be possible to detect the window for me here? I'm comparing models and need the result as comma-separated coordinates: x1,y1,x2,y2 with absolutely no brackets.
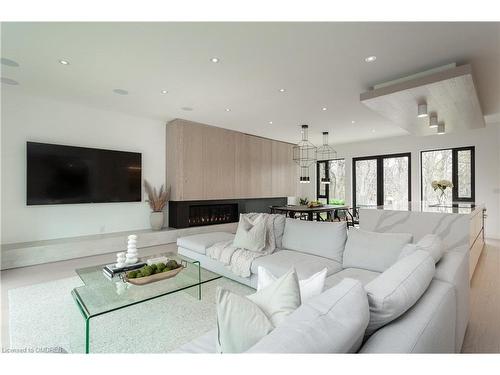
316,159,346,204
420,147,475,204
353,153,411,208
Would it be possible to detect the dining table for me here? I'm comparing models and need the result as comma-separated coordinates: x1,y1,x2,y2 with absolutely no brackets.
269,204,350,222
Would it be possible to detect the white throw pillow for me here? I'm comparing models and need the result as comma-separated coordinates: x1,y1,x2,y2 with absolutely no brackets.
233,214,266,252
257,266,327,303
398,235,444,264
247,278,370,353
416,234,444,263
364,250,435,336
343,228,413,272
216,268,301,353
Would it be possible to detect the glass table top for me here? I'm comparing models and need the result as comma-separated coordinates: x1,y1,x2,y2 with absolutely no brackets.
72,253,221,317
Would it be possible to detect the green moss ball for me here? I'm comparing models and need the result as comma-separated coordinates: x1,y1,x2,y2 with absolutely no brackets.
166,260,179,270
127,271,138,279
156,263,166,272
141,265,154,277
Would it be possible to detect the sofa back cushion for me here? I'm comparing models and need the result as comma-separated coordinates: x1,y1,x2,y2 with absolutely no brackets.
364,250,435,336
281,219,347,263
343,228,413,272
247,278,370,353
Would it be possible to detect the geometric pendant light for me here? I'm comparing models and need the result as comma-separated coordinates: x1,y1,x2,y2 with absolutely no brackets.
316,131,337,161
293,125,317,183
437,122,445,135
417,102,428,118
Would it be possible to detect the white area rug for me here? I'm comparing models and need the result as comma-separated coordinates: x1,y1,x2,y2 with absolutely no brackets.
8,276,253,353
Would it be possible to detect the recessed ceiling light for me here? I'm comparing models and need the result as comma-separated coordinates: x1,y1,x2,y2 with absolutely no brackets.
210,57,220,63
429,114,438,128
59,59,70,65
113,89,128,95
1,58,20,67
1,77,19,85
365,56,377,63
279,88,286,93
437,123,446,135
269,121,273,125
417,102,428,118
181,107,194,111
371,129,376,133
351,120,356,124
322,107,327,111
225,108,231,112
161,90,168,94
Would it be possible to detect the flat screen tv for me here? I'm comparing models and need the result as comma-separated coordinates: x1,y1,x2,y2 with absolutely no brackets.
27,142,142,205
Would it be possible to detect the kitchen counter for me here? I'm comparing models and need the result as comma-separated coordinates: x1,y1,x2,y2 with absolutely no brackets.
359,201,485,280
364,201,483,216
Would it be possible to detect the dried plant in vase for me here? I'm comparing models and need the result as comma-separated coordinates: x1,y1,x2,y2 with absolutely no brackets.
144,180,170,230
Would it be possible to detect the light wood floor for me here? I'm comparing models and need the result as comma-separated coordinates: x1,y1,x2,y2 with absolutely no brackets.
462,238,500,353
1,240,499,353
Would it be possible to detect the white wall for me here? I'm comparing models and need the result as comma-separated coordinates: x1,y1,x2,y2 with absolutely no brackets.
299,125,500,239
1,91,166,244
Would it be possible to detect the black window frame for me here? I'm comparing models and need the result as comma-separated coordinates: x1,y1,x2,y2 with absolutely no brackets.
352,152,412,208
420,146,475,203
316,158,345,203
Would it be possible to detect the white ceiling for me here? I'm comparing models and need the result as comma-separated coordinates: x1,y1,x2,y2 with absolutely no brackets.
1,22,499,145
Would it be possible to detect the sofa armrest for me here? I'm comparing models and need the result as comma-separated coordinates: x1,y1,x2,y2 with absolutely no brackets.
434,250,470,352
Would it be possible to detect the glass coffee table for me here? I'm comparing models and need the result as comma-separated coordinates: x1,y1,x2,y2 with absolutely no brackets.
71,253,221,353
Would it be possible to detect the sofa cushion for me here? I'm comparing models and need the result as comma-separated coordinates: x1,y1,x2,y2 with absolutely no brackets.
247,278,370,353
364,250,435,336
360,280,456,353
324,267,380,289
281,219,347,263
250,249,342,279
176,232,235,255
172,329,217,353
343,228,413,272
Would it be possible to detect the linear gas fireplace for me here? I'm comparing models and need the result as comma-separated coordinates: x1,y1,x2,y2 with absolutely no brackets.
168,197,287,228
188,203,238,227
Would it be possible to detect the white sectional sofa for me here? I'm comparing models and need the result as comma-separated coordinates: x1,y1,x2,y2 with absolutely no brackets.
176,216,469,353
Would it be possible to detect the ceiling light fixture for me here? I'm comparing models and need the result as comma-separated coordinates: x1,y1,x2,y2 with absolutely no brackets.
210,57,220,63
293,125,317,184
351,120,356,124
268,121,273,125
429,114,438,128
437,123,446,135
59,59,70,65
317,131,337,161
279,88,286,93
417,102,428,118
225,108,231,112
161,90,168,94
371,129,376,133
322,107,327,111
365,56,377,63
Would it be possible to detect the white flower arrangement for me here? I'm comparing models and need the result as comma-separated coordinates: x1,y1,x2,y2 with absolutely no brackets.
431,179,454,192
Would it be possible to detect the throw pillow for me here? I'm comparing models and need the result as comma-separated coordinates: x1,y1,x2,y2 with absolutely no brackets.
247,278,370,353
232,214,266,252
216,268,301,353
364,250,435,336
257,266,327,302
415,234,444,263
343,228,413,272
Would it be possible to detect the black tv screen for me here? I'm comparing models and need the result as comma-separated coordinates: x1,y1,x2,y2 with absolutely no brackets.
27,142,142,205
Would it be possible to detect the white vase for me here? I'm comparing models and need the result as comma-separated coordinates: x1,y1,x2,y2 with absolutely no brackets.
150,211,164,231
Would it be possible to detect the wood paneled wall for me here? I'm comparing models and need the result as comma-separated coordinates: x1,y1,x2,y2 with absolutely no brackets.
166,119,298,201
